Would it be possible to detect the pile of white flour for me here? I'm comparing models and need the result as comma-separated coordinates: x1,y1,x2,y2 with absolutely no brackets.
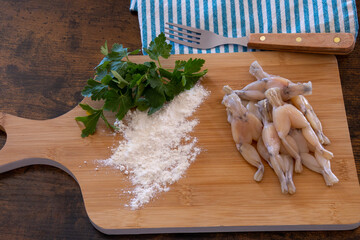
100,84,210,210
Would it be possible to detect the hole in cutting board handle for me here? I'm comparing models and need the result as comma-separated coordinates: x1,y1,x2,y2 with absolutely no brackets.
0,128,6,152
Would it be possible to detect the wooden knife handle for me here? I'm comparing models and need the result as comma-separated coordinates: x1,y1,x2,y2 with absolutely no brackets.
247,33,355,55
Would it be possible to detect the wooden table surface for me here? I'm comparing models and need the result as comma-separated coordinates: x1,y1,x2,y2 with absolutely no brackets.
0,0,359,239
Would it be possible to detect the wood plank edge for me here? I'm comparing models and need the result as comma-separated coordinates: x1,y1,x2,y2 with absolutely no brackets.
91,221,360,235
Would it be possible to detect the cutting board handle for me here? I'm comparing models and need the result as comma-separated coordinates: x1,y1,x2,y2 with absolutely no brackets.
0,112,47,171
0,112,75,179
0,104,114,176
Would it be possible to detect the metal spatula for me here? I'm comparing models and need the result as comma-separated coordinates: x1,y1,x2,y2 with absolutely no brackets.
165,22,355,55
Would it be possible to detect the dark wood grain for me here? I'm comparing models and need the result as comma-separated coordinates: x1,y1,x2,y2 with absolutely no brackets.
0,0,359,239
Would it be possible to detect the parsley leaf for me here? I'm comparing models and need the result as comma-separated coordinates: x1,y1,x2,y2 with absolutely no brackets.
111,70,129,86
103,89,133,120
129,49,141,55
81,79,109,100
135,98,150,111
108,44,128,61
181,58,207,88
147,68,163,88
144,87,165,109
100,41,108,56
184,58,205,74
75,104,104,138
143,32,172,61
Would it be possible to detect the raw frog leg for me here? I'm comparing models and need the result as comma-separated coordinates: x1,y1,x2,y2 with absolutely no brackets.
289,129,338,186
222,85,264,182
235,61,312,101
265,87,334,172
257,99,293,194
279,154,296,194
257,137,272,168
291,95,330,145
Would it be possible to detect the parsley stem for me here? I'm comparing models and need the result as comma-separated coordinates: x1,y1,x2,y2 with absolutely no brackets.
157,58,162,68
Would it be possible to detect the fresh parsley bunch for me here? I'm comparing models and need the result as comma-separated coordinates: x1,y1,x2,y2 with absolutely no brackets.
75,33,207,137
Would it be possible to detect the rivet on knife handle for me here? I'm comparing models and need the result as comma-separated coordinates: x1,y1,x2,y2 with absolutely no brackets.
247,33,355,55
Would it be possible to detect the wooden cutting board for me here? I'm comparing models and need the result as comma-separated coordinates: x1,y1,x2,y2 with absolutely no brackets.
0,52,359,234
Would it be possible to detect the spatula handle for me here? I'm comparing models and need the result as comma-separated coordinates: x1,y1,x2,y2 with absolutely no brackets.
247,33,355,55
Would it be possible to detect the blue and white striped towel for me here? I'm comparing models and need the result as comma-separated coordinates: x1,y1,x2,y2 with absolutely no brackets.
130,0,358,55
